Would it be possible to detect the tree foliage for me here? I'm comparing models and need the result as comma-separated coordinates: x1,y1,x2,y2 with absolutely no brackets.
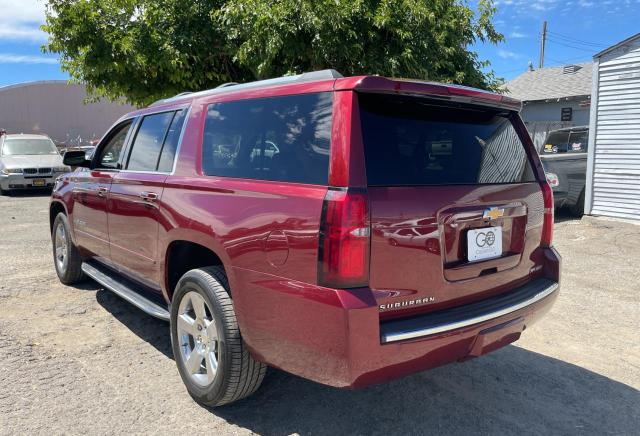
44,0,503,106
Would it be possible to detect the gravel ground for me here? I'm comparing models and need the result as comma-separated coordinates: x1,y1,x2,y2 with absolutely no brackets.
0,192,638,435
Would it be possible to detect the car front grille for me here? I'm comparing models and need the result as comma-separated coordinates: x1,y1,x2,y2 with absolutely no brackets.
22,167,52,178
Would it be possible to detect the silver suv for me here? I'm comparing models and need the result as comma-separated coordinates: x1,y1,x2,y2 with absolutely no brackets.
0,133,70,195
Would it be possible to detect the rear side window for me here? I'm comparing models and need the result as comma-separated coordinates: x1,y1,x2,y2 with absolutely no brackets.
127,110,186,172
202,92,333,185
358,94,536,186
157,109,187,172
127,112,174,171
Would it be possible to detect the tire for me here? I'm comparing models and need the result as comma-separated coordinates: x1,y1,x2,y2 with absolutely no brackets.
0,187,10,196
170,266,266,407
52,213,84,284
570,189,585,217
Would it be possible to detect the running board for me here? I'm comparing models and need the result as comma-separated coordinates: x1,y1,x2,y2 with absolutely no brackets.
81,262,170,321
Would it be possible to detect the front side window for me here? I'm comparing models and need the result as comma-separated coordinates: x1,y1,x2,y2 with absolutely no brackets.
97,121,132,169
1,138,58,156
202,92,333,185
359,93,536,186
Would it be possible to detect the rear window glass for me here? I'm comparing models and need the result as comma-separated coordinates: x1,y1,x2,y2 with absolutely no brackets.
202,92,332,185
358,94,536,186
543,129,588,154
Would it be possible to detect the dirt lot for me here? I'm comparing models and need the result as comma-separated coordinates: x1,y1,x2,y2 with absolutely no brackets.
0,192,638,435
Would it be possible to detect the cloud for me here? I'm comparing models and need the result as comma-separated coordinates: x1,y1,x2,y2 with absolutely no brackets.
0,53,58,64
498,49,523,59
0,0,48,42
0,25,46,42
509,31,528,38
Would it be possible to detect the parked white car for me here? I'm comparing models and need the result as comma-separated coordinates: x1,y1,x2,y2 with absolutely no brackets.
0,133,70,195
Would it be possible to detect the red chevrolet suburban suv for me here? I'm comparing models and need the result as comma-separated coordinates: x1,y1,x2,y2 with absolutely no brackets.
51,70,560,407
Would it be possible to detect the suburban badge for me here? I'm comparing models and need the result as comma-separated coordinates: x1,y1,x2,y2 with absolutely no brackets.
379,296,436,311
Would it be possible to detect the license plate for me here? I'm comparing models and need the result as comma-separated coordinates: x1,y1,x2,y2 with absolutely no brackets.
32,179,46,187
467,226,502,262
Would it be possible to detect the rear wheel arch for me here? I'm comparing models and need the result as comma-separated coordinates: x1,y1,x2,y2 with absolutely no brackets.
164,239,230,302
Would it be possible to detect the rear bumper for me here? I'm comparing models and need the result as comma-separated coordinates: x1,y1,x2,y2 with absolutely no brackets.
380,279,557,343
234,247,561,389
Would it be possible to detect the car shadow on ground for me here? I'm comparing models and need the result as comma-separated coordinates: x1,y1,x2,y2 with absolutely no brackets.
93,287,639,435
95,289,172,358
554,208,581,224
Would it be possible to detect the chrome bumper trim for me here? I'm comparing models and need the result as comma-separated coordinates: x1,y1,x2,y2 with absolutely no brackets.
381,280,558,343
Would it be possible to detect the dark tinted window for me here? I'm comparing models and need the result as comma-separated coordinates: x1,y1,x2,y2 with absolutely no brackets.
97,121,132,169
157,109,187,172
359,94,536,186
567,130,588,153
127,112,174,171
202,92,333,185
543,129,588,154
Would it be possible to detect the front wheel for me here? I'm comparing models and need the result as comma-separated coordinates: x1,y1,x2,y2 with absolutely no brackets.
52,213,84,284
170,266,266,407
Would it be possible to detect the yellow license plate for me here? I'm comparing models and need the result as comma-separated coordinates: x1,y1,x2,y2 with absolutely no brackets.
32,179,46,187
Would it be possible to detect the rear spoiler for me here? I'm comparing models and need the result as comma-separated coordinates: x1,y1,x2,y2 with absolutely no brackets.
334,76,522,112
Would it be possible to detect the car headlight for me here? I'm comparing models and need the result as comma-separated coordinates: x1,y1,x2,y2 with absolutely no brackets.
1,168,22,175
54,166,71,173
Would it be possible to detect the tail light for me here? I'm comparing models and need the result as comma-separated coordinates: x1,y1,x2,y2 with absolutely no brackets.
541,181,554,247
318,188,370,288
545,172,559,188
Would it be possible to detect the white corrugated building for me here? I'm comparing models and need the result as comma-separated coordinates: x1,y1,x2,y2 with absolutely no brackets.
0,80,134,146
585,33,640,220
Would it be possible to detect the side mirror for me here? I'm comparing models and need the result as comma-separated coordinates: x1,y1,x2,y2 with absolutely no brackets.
63,150,91,168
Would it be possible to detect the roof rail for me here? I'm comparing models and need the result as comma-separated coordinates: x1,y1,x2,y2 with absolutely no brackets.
150,69,343,107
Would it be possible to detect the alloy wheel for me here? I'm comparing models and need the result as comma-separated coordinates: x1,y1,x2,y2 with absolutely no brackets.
176,291,219,387
54,223,68,272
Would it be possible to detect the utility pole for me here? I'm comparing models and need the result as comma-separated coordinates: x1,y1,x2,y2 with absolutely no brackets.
539,21,547,69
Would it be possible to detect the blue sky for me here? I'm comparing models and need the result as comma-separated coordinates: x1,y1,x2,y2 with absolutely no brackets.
475,0,640,80
0,0,639,88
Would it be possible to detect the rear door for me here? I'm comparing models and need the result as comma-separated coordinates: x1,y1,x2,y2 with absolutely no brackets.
357,93,545,318
108,109,186,289
71,120,133,260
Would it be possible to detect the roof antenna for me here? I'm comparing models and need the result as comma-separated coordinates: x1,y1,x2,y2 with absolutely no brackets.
528,60,535,72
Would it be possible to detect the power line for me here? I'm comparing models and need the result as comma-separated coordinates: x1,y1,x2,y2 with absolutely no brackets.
546,31,607,48
546,55,591,66
546,37,599,53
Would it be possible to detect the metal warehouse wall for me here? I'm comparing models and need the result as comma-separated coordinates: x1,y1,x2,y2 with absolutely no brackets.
0,81,135,145
586,36,640,220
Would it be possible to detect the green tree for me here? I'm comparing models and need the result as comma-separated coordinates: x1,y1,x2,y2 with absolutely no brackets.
43,0,503,107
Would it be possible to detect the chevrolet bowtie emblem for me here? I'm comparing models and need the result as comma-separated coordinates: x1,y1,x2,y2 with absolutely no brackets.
483,207,504,221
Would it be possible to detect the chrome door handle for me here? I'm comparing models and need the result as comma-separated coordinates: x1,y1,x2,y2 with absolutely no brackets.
97,186,108,197
139,191,158,202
